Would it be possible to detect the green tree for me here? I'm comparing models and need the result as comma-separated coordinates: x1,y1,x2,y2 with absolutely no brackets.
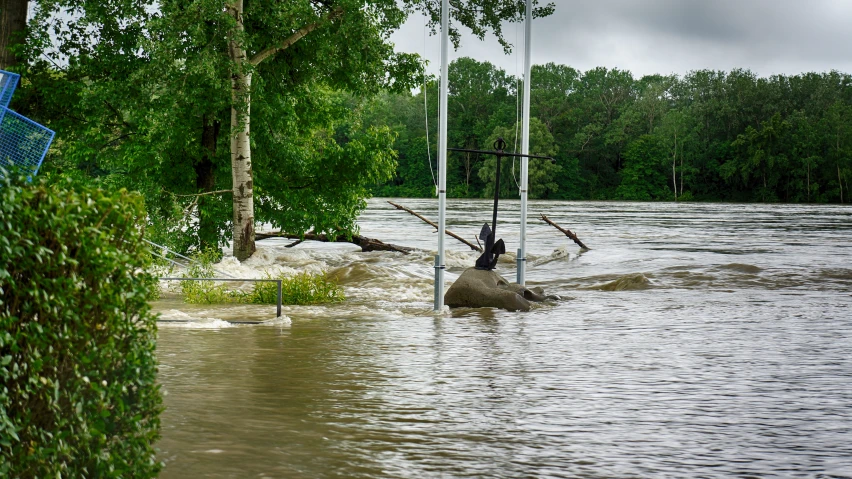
23,0,555,260
446,57,516,195
616,134,671,200
823,101,852,203
655,108,695,200
726,113,791,201
479,117,559,199
788,110,823,202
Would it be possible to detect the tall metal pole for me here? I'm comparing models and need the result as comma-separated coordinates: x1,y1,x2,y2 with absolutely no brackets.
517,0,532,285
434,0,449,311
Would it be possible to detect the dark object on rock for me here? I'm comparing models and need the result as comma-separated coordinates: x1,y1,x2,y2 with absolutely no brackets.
474,223,506,270
445,267,559,312
448,138,555,271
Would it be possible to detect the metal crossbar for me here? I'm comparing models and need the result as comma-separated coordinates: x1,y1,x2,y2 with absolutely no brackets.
158,277,283,318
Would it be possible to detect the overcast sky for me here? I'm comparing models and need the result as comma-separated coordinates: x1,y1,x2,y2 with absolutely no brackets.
390,0,852,79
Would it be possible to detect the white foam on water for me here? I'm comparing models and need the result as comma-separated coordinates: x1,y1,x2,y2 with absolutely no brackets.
259,316,293,327
444,249,479,269
157,309,234,329
214,247,330,279
532,246,573,266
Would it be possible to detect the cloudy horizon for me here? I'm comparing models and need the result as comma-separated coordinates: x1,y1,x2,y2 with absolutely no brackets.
391,0,852,79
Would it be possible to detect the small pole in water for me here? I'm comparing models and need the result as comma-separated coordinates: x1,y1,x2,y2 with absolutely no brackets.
517,0,532,286
434,0,449,311
276,280,282,317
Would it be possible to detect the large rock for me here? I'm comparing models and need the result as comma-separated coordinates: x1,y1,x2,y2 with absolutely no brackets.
444,267,556,312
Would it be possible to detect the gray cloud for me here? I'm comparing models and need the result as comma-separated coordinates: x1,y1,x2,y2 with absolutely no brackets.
391,0,852,78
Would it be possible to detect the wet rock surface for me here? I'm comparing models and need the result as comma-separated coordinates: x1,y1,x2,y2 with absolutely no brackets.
444,268,558,311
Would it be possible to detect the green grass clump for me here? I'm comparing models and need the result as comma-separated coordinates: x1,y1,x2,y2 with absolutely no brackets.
179,252,344,305
251,271,345,305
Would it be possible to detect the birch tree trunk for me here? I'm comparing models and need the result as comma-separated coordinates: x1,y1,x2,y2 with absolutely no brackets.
230,71,254,260
228,0,255,261
225,2,339,260
671,130,678,201
837,130,844,204
806,161,810,203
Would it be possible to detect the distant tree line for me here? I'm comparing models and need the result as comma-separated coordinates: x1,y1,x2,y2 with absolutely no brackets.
368,58,852,203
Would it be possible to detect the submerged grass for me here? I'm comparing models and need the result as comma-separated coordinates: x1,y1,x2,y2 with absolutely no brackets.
179,250,344,306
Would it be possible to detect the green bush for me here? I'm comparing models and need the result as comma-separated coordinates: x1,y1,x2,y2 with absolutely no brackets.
179,252,344,306
0,173,162,478
251,271,345,305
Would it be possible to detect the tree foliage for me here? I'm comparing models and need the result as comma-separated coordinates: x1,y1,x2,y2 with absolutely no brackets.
375,59,852,204
16,0,554,258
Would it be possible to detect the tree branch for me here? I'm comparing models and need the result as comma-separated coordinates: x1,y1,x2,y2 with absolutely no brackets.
249,7,343,66
255,231,414,254
540,214,590,250
387,201,482,252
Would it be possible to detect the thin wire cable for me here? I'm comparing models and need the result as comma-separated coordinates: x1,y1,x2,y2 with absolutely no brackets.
512,19,522,189
424,13,437,188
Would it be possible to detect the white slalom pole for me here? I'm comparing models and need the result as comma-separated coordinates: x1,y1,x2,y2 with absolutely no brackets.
517,0,532,286
434,0,449,311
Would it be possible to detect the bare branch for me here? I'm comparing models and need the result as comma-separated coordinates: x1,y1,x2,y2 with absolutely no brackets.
540,214,590,250
255,231,414,254
387,201,482,252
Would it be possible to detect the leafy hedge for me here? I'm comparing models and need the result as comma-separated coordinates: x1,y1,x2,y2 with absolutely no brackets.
0,173,162,478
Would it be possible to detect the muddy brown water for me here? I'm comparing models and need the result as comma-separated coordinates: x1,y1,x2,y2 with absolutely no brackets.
153,199,852,478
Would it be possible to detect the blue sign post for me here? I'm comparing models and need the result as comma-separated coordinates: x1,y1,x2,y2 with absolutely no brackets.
0,70,56,178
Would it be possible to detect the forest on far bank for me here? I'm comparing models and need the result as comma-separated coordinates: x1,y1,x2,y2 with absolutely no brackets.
366,58,852,203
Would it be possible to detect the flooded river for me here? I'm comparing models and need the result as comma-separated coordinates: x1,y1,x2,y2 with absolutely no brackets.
154,199,852,478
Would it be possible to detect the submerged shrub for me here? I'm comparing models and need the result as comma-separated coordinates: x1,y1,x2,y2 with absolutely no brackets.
0,173,162,478
180,252,344,306
251,271,345,305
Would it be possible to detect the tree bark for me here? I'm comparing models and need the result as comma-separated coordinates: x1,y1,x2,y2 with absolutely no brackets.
230,69,254,260
228,0,255,261
0,0,27,70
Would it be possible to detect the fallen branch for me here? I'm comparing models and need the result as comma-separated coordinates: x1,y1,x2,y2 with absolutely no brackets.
387,201,482,252
540,214,590,250
255,231,414,255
